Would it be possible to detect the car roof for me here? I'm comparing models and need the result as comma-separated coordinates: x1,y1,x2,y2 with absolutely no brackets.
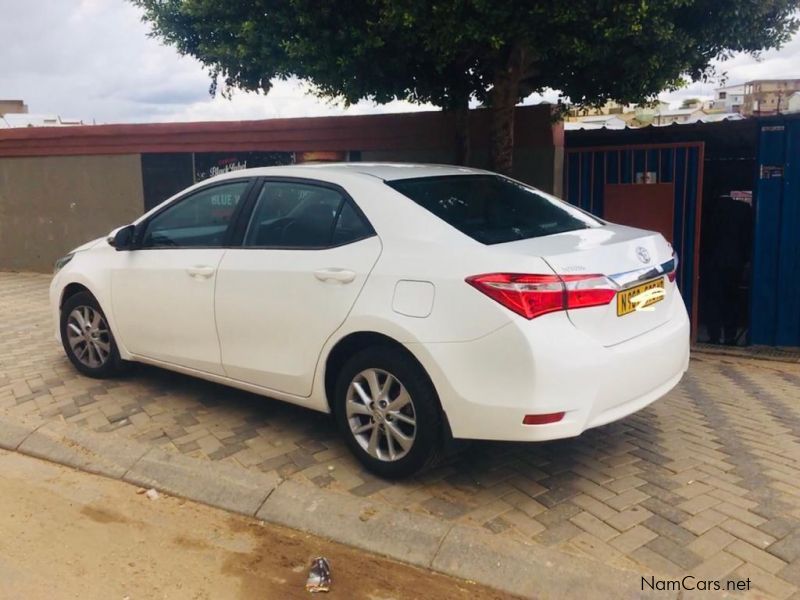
214,162,490,182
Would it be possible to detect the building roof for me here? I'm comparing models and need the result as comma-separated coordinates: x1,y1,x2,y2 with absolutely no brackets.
0,114,84,128
564,115,627,130
744,78,800,86
0,104,560,158
714,84,745,93
655,107,704,118
685,112,744,123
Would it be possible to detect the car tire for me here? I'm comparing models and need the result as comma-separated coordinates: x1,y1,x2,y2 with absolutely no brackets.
60,291,126,378
333,346,442,478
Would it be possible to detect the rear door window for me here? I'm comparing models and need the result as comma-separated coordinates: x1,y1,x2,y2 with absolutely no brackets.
331,200,373,245
243,181,373,248
387,175,601,244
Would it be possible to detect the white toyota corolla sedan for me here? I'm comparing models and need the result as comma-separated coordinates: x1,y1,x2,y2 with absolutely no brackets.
50,163,690,477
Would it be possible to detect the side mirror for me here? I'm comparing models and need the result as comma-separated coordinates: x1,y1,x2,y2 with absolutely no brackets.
107,224,136,250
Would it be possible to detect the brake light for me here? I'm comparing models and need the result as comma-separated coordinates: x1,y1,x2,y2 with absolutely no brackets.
667,252,678,283
466,273,616,319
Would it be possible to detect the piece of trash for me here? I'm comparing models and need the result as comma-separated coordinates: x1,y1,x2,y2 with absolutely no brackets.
327,465,335,472
305,557,331,593
358,507,377,522
145,488,159,500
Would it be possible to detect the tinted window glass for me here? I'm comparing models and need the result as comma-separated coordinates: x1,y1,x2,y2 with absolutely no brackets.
332,201,372,245
244,182,342,248
387,175,601,245
142,181,248,248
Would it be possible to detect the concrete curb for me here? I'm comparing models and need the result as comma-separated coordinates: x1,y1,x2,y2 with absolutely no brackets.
20,419,149,479
256,478,451,569
0,411,653,598
0,415,42,451
124,447,281,517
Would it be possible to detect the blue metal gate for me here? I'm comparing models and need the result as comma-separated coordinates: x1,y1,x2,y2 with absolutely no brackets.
564,143,704,337
751,116,800,347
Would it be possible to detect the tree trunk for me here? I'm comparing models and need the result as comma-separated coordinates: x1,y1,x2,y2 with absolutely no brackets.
453,100,471,166
489,49,524,175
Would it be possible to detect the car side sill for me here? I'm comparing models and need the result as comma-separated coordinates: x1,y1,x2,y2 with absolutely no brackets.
129,354,331,414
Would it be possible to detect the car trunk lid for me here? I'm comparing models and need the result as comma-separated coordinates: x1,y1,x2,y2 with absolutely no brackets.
494,224,677,346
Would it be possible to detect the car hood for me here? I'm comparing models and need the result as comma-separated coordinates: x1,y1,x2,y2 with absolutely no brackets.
70,236,107,254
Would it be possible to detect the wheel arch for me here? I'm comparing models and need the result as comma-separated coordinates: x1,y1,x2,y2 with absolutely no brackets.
59,282,92,308
55,275,130,360
323,331,443,417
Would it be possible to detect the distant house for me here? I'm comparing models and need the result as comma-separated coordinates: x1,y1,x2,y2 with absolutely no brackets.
0,114,85,128
566,100,635,118
0,98,85,128
741,79,800,116
711,85,745,113
649,107,706,126
564,115,628,130
0,99,28,116
685,112,745,124
631,101,672,126
787,92,800,114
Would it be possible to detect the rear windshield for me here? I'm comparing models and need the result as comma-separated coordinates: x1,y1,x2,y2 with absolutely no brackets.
387,174,602,244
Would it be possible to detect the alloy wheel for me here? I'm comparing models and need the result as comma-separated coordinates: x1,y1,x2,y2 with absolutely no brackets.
65,305,111,369
345,368,417,462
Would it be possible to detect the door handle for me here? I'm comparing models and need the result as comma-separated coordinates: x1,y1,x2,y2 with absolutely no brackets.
314,268,356,284
186,265,215,279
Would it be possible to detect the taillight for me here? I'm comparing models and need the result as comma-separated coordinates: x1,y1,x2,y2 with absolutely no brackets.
667,252,678,283
466,273,616,319
561,274,618,308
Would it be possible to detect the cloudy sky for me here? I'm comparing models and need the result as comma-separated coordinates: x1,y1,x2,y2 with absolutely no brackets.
2,0,800,124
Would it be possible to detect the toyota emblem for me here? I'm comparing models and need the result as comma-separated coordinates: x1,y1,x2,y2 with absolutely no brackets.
636,247,651,263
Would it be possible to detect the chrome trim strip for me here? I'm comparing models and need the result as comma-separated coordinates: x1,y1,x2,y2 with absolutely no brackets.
609,258,675,289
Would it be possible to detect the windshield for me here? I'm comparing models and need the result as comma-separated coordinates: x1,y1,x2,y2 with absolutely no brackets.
387,174,602,244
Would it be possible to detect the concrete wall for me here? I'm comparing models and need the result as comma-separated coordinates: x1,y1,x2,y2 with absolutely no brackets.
0,107,562,272
0,154,144,272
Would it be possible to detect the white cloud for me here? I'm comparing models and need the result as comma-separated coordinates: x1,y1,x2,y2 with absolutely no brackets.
660,33,800,105
158,79,437,123
1,0,799,122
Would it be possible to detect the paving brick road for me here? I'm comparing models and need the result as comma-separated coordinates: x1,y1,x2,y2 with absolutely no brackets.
3,272,800,598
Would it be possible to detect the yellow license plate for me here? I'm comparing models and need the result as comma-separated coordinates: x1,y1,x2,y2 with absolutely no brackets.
616,277,666,317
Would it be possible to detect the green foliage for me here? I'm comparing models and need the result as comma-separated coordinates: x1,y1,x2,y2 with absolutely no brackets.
132,0,799,108
132,0,799,171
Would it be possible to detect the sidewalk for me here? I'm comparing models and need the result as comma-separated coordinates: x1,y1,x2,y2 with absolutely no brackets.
0,449,513,599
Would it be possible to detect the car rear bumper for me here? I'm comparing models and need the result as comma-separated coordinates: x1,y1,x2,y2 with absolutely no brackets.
407,292,690,442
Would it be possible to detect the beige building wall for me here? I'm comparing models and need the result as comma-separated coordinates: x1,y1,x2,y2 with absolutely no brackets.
0,154,144,272
0,100,28,115
742,80,800,115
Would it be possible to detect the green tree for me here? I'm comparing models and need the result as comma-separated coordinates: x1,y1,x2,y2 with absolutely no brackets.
133,0,799,174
